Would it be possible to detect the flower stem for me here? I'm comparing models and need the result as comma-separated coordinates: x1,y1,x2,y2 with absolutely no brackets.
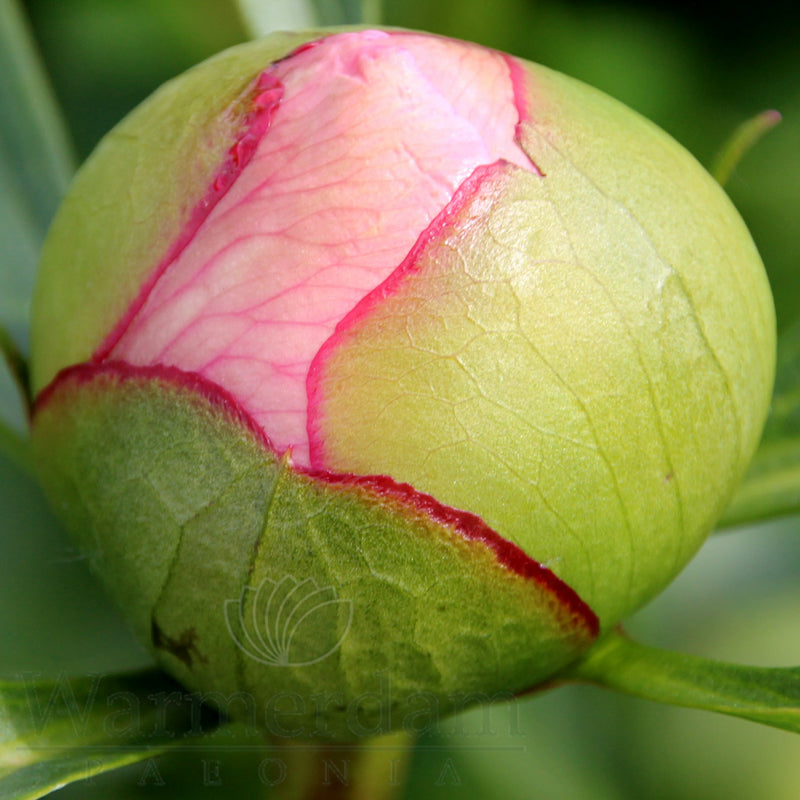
566,628,800,733
268,731,414,800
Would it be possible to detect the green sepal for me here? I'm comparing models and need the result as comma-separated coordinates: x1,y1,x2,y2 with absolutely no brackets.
312,150,772,630
32,364,596,740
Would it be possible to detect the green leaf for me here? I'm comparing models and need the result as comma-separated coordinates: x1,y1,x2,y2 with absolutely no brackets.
0,0,75,349
0,669,221,800
567,630,800,734
0,0,71,468
721,318,800,528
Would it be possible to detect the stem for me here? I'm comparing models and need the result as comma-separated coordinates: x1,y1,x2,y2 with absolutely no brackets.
349,730,412,800
268,731,414,800
566,629,800,733
712,109,781,186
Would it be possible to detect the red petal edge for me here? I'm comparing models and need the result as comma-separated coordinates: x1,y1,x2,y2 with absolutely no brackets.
305,160,505,467
502,52,545,177
34,361,276,453
35,360,599,641
304,467,599,639
93,69,285,362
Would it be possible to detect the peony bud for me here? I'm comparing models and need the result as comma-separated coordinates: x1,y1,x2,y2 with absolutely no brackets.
30,29,775,738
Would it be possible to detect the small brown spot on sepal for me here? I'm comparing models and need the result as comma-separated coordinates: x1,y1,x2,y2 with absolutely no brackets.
151,619,208,668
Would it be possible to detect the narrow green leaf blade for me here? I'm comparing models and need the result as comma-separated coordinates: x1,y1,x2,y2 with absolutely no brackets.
1,746,158,800
0,0,75,225
0,157,40,349
568,630,800,733
0,0,74,467
0,0,75,348
0,669,221,800
722,318,800,528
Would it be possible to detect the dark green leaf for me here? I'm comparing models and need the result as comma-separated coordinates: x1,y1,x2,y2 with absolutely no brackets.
568,630,800,734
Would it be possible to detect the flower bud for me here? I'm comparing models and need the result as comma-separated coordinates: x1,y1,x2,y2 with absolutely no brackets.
30,29,775,738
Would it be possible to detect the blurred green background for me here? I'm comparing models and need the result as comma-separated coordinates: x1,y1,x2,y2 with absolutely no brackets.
3,0,800,797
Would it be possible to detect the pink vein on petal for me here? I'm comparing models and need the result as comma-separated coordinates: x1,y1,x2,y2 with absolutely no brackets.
94,72,285,361
104,30,539,466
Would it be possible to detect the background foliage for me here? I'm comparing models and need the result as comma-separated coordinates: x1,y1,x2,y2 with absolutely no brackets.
2,0,799,797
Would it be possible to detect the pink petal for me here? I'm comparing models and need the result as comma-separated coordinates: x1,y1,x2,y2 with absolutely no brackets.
110,30,534,464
